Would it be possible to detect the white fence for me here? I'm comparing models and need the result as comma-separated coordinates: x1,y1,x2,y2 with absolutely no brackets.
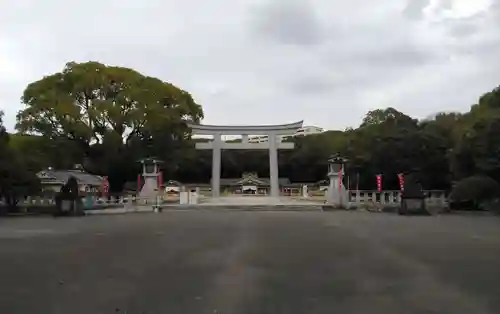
347,190,447,207
0,196,167,207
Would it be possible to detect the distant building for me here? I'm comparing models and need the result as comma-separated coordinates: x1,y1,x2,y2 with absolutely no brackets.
37,165,104,194
214,172,300,194
165,180,182,194
246,125,323,143
248,135,270,143
294,126,324,137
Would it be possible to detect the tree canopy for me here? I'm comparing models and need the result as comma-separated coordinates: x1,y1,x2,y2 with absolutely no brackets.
15,61,204,192
16,61,203,149
0,111,40,210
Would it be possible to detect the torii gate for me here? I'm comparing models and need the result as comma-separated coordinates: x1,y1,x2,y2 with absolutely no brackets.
186,121,303,198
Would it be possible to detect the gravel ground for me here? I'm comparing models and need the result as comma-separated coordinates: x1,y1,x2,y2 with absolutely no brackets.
0,211,499,314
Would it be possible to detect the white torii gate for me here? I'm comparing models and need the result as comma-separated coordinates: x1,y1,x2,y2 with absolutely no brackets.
187,121,303,198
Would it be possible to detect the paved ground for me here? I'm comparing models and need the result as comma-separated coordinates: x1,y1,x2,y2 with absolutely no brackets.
200,196,322,205
1,211,500,314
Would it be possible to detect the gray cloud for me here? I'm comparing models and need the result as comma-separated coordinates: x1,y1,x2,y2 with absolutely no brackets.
448,22,481,38
437,0,454,11
403,0,431,20
248,0,325,46
288,74,334,94
1,0,500,132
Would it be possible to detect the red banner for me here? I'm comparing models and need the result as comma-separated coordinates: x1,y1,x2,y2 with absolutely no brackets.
376,174,382,192
158,171,163,189
102,176,109,197
398,173,404,191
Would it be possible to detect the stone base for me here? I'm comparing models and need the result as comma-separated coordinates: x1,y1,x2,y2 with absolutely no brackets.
54,199,86,217
399,198,431,216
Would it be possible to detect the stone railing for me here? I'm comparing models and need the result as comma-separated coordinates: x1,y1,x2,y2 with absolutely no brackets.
347,190,447,207
1,190,448,209
0,195,178,208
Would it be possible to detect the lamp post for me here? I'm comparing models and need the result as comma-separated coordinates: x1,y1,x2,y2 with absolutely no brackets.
327,154,349,208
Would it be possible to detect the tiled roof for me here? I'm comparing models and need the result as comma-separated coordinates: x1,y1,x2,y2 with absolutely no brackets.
37,170,103,186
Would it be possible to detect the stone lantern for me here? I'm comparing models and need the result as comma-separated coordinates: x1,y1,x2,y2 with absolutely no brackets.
326,154,349,207
137,157,163,199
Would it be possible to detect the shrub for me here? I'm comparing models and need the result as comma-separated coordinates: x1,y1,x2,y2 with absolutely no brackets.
449,175,500,210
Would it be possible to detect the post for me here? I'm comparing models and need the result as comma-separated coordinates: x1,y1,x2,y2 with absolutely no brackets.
212,133,222,198
440,191,446,207
268,132,279,198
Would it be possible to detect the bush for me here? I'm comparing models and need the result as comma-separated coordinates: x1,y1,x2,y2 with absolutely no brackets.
449,175,500,210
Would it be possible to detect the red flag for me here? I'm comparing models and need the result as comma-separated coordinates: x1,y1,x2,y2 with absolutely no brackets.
376,174,382,192
398,173,404,191
102,176,109,197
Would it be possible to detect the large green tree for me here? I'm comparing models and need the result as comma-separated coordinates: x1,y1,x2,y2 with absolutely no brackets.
0,111,40,211
360,107,417,128
448,85,500,182
16,61,204,190
16,61,203,150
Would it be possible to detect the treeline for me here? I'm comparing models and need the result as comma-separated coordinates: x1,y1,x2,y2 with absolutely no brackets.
2,61,500,201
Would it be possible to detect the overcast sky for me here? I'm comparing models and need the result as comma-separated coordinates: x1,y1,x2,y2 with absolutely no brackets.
1,0,499,131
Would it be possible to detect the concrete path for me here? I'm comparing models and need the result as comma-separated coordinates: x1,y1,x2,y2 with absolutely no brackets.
0,211,500,314
200,195,322,205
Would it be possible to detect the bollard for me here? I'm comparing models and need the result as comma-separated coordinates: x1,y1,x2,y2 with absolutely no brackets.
153,195,162,213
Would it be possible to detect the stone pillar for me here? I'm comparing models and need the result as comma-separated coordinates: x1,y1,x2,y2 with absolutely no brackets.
268,133,280,198
440,192,446,207
389,192,395,204
242,134,249,143
328,175,338,204
212,133,222,198
302,185,309,198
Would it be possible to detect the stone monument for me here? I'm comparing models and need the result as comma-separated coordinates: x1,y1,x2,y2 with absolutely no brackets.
54,176,85,216
137,158,163,200
399,174,430,215
326,154,349,208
